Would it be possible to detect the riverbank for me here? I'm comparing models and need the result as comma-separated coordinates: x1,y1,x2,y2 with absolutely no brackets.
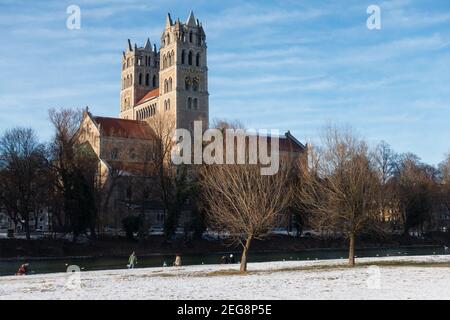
1,233,449,259
0,255,449,299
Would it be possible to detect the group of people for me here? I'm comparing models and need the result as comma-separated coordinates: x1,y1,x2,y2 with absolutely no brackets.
16,252,236,275
128,252,239,269
220,254,236,264
127,252,183,269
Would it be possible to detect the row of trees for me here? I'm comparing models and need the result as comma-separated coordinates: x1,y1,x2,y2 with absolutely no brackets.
0,109,100,241
198,126,450,271
0,108,200,241
0,110,448,272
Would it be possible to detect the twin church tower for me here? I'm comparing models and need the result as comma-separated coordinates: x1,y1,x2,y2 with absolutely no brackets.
119,11,209,131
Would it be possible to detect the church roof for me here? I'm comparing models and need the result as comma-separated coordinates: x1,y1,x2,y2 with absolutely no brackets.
136,87,159,105
93,116,156,140
279,133,306,153
249,133,306,153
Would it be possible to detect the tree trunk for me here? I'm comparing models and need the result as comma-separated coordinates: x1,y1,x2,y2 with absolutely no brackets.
348,232,355,267
240,236,252,272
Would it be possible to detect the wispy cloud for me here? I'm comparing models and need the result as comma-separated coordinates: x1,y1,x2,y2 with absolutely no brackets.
0,0,449,164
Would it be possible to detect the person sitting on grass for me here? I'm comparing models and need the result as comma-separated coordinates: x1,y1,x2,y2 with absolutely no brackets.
16,263,29,276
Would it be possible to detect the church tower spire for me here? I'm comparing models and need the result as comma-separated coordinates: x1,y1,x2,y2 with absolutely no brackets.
186,10,196,26
119,12,208,127
159,11,209,131
120,37,160,119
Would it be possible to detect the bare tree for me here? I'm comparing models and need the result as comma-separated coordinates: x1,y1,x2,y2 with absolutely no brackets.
48,108,99,240
372,141,401,223
297,126,381,266
211,118,245,131
396,153,437,235
145,112,191,237
439,154,450,233
0,127,48,240
373,141,399,185
199,163,293,272
439,153,450,215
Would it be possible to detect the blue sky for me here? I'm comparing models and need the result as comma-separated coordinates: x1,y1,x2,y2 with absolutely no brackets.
0,0,449,165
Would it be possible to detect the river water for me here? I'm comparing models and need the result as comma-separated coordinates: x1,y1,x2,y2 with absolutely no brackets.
0,245,448,276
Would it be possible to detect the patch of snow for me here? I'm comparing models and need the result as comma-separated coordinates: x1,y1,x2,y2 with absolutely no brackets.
0,255,448,300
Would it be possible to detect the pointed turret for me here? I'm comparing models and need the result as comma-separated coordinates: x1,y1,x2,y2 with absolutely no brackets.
165,13,173,28
127,39,133,52
144,38,152,50
186,10,197,26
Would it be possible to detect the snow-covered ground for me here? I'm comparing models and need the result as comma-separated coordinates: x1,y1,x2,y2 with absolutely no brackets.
0,255,448,300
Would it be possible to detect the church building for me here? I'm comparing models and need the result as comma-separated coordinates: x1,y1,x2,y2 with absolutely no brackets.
76,11,307,230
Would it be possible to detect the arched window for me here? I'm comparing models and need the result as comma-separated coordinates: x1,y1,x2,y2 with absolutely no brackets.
167,99,170,110
181,50,186,64
168,53,171,66
192,78,199,92
139,73,142,85
169,77,173,91
152,75,156,87
193,98,198,110
188,51,193,65
196,53,200,66
185,77,190,90
130,74,133,85
163,55,167,68
147,56,150,66
187,97,192,109
164,79,168,93
145,73,149,86
189,32,193,43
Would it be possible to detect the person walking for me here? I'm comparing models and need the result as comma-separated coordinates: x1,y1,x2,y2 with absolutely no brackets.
173,253,182,267
128,251,137,269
